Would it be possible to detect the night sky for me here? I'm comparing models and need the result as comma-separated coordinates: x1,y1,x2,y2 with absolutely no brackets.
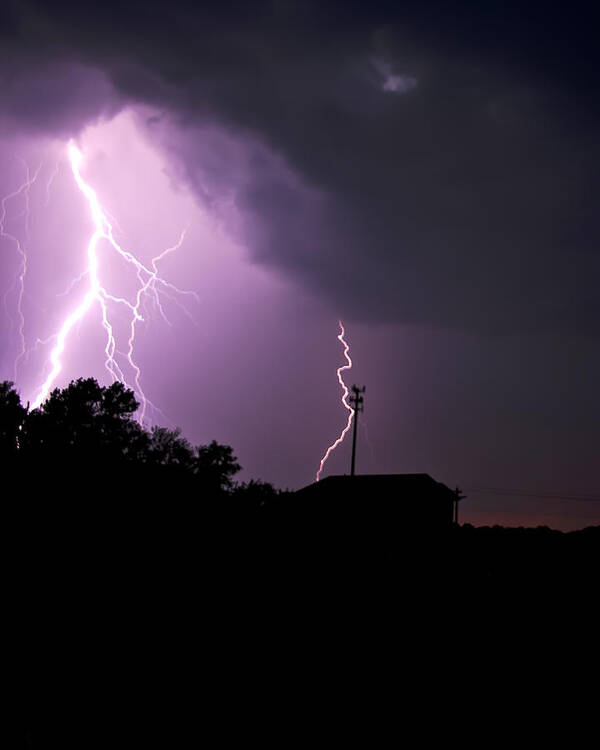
1,1,599,528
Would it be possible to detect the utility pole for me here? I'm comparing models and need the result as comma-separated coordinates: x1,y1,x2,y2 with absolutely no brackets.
350,385,365,476
454,486,466,524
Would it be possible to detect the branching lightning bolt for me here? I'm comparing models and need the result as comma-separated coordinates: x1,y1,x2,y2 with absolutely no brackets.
316,320,354,481
0,160,42,381
28,140,198,420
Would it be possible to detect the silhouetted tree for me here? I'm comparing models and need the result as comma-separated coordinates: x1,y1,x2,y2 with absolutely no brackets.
147,426,195,468
232,479,281,507
3,378,246,502
194,440,241,494
0,380,27,455
21,377,145,463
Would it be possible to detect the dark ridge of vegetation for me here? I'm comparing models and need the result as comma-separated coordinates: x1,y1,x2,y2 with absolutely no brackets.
6,379,597,749
1,377,284,505
3,377,597,588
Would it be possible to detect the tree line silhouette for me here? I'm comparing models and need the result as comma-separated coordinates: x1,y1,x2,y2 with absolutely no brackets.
3,375,597,573
8,378,597,749
1,377,282,505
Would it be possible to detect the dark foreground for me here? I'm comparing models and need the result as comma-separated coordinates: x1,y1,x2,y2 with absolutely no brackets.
16,495,598,748
4,379,596,743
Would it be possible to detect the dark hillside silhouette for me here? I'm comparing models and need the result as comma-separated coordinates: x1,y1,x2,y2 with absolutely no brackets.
5,378,597,749
3,376,596,585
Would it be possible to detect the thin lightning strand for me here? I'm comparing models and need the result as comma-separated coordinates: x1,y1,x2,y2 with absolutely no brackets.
316,320,354,481
14,161,42,381
44,163,60,206
30,141,197,414
0,161,42,380
125,229,187,423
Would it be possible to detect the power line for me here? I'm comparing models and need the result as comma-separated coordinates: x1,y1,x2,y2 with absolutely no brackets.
464,486,600,503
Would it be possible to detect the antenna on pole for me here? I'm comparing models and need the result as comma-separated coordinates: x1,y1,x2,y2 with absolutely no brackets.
350,385,365,476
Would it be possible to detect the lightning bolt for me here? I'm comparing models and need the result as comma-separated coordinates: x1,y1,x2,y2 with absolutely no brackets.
316,320,354,481
0,160,42,380
29,140,197,419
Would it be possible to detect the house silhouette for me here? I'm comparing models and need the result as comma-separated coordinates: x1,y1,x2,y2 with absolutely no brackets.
294,474,458,529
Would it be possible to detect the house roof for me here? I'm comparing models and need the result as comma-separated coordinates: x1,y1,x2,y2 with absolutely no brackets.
296,473,457,499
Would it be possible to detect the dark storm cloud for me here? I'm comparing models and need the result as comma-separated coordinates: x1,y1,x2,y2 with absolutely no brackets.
0,62,122,135
2,0,599,333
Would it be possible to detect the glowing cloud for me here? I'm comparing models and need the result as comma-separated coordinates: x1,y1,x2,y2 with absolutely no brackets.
372,58,418,94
